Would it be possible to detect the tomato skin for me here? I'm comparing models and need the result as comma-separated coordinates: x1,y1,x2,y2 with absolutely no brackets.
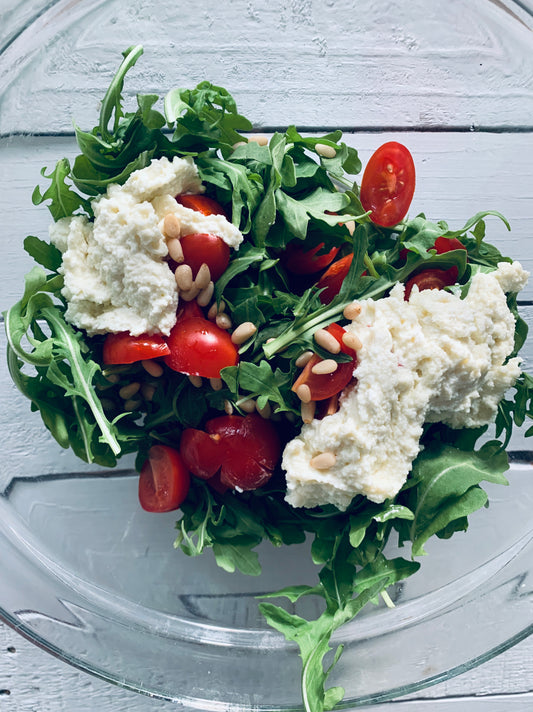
433,236,465,254
180,233,230,281
164,317,239,378
176,194,227,217
292,323,357,402
360,142,416,227
181,414,281,491
102,332,170,365
138,445,190,513
283,242,340,275
404,268,456,300
316,254,354,304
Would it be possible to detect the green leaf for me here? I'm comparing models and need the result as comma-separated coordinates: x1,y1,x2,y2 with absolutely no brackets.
32,159,89,220
24,236,62,272
212,541,262,575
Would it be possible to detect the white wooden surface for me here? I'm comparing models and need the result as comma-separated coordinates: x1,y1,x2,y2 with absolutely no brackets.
1,0,533,710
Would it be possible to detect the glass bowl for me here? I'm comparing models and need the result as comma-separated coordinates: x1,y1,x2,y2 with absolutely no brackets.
1,1,532,709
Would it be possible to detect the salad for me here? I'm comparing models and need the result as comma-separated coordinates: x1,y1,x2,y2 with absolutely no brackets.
4,45,533,711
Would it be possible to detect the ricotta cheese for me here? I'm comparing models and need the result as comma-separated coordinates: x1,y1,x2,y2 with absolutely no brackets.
283,262,529,511
49,156,243,336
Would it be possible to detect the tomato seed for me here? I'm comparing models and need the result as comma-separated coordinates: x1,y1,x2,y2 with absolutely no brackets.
197,281,214,307
295,350,314,368
119,382,141,400
167,237,184,263
343,302,362,320
295,383,312,403
310,452,336,469
164,213,181,240
231,321,257,345
315,143,336,158
188,375,203,388
301,400,316,424
311,359,338,375
142,359,164,378
175,264,193,291
314,328,341,354
342,332,362,351
216,313,232,330
209,377,223,391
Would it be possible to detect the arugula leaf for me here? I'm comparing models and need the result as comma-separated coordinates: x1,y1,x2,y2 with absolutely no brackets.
32,159,90,219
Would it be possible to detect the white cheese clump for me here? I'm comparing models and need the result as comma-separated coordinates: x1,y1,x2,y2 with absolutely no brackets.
49,156,243,336
283,262,529,511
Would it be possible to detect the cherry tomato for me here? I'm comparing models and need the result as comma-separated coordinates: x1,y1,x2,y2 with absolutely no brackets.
176,194,227,217
360,142,416,227
102,332,170,365
180,233,230,281
181,414,281,491
404,268,456,300
176,299,204,322
433,236,466,254
138,444,190,513
316,254,354,304
292,323,357,402
164,317,239,378
283,242,340,275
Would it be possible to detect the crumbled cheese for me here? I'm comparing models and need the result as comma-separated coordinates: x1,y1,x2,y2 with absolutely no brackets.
49,156,243,336
283,262,529,511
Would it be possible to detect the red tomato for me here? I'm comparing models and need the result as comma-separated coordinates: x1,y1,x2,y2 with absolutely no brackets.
292,323,357,402
316,254,354,304
181,414,281,491
283,242,340,275
176,194,227,217
433,236,466,254
176,299,204,322
164,317,239,378
180,233,230,281
404,268,456,300
102,332,170,365
138,445,190,513
360,142,416,227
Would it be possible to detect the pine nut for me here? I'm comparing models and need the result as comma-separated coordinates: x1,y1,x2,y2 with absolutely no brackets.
188,374,202,388
344,220,355,236
342,332,362,351
104,373,120,384
167,237,184,263
164,213,181,240
315,143,336,158
314,328,341,354
256,401,271,419
231,321,257,345
343,302,362,320
141,383,156,401
124,398,142,412
224,399,234,415
232,141,246,150
295,350,314,368
208,300,225,320
209,377,223,391
295,383,312,403
310,452,337,470
197,281,214,307
100,398,116,411
239,399,257,413
248,135,269,146
175,264,193,291
216,313,232,330
142,359,164,378
311,359,338,375
119,382,141,400
194,263,211,291
180,285,200,302
301,400,316,424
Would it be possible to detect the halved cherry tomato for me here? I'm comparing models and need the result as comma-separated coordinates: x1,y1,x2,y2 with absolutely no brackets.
292,323,357,402
164,317,239,378
360,142,416,227
181,414,281,491
404,268,456,300
283,242,340,275
316,254,354,304
102,332,170,365
138,444,190,513
432,236,467,282
180,233,230,281
176,194,227,217
176,299,204,322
